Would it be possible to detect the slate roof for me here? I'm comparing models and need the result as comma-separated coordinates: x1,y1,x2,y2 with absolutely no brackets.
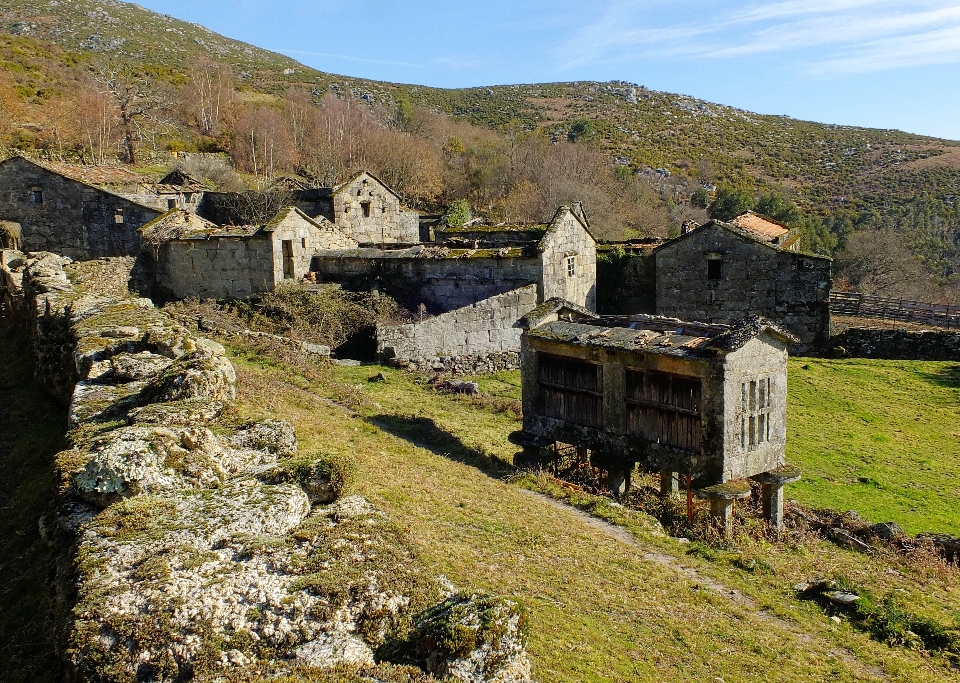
730,211,791,242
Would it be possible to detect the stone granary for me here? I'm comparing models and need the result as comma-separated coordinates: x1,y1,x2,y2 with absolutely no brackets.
143,206,358,300
313,205,598,365
654,218,832,349
510,299,801,534
0,156,166,259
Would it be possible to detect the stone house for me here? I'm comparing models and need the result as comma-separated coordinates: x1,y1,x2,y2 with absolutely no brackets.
512,300,801,532
654,219,831,348
0,156,163,259
315,205,598,364
144,206,357,300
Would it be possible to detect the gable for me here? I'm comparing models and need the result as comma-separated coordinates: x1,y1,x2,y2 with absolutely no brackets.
332,171,400,202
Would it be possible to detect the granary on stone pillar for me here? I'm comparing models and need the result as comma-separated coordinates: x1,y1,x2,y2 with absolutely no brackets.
510,299,801,533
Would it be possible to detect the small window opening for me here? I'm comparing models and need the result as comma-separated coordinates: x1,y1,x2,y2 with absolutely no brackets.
32,189,43,204
566,255,576,277
167,198,177,210
741,377,773,450
357,189,363,197
114,209,124,225
361,201,371,218
344,205,350,214
707,259,722,280
301,238,307,249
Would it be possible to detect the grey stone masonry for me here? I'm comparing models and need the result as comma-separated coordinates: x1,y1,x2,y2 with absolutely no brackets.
0,156,161,259
377,285,538,363
654,221,831,349
331,171,419,244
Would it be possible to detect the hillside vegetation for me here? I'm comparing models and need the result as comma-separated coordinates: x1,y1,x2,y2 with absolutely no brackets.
1,0,960,300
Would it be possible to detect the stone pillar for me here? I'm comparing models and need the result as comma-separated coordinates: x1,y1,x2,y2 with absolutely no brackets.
513,446,546,471
710,497,735,537
660,471,680,498
752,465,801,531
607,467,631,499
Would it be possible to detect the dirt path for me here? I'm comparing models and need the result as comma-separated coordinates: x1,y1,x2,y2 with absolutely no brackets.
520,489,890,681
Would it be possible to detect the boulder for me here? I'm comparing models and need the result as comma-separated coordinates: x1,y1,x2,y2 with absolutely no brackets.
230,419,298,457
110,351,173,381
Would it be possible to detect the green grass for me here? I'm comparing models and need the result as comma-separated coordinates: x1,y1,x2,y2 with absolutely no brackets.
224,342,960,681
0,323,69,683
787,358,960,535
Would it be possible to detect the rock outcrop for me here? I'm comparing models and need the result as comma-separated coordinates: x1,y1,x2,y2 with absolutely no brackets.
0,252,534,683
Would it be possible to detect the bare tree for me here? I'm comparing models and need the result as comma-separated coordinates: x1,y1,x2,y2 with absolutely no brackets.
184,57,234,136
96,63,175,164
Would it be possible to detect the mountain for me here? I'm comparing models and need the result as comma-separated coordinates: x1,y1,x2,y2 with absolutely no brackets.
2,0,960,266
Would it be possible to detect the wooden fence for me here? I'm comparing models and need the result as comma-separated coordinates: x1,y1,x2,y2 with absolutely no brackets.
830,292,960,329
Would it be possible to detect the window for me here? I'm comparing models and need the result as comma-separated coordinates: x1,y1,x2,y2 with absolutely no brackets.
31,189,43,204
566,255,576,277
114,209,124,225
301,238,307,249
344,205,350,214
167,198,177,210
741,378,772,450
361,201,371,218
707,259,722,280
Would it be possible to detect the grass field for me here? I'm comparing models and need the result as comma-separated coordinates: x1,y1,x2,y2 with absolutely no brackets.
223,341,960,681
787,358,960,536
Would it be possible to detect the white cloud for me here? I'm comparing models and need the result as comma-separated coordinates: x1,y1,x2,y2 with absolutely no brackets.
557,0,960,75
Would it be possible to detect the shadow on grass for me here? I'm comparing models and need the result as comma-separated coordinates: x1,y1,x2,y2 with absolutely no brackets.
368,413,515,481
916,363,960,390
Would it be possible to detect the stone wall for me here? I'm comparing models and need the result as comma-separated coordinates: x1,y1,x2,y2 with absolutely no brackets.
0,157,161,259
596,248,657,314
154,235,275,300
377,284,538,365
313,249,542,313
538,209,597,309
0,251,533,683
829,327,960,360
655,223,831,348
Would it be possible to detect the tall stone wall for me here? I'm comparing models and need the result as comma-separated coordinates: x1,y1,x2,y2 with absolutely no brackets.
154,236,275,300
377,284,538,364
538,210,597,309
0,157,161,259
0,251,533,683
655,224,831,348
313,250,542,313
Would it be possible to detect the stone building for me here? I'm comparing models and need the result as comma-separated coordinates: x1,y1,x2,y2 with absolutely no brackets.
654,219,831,348
144,207,357,300
0,156,163,259
315,205,598,364
511,300,801,532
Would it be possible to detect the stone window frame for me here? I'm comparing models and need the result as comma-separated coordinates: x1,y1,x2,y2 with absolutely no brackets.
741,377,772,451
361,201,372,218
566,255,576,278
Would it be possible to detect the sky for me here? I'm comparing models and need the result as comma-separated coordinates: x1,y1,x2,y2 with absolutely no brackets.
134,0,960,140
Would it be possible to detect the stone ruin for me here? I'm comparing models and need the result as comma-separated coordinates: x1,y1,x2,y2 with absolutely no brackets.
0,249,534,683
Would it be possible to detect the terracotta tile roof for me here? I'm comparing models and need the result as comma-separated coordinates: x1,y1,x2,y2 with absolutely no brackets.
730,211,790,241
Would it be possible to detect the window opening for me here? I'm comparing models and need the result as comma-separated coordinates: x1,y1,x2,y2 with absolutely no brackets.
741,377,772,450
167,198,177,209
114,209,124,224
32,189,43,204
361,201,372,218
707,259,722,280
566,255,576,277
301,238,307,249
282,240,295,279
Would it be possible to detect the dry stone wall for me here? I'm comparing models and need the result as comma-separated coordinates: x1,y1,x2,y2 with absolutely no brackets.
154,236,275,300
377,285,538,368
0,251,533,683
830,327,960,360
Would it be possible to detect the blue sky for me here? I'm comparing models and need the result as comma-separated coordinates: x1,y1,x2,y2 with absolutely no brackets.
136,0,960,140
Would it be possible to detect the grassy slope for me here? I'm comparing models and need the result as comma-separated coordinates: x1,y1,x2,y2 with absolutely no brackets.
225,345,960,682
0,323,68,683
788,358,960,536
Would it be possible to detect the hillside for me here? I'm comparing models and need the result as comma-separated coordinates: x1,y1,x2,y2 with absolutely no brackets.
2,0,960,297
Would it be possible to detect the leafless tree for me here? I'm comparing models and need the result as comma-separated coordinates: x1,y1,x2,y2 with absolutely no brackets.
96,63,176,164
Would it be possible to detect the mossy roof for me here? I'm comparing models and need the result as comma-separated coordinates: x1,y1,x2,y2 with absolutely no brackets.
316,245,532,260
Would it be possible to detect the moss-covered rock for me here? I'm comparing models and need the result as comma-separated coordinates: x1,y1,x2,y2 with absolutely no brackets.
260,451,358,503
230,419,298,458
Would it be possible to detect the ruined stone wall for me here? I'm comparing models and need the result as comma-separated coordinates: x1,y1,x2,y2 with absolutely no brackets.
332,173,417,244
538,211,597,310
655,224,830,347
313,251,541,313
829,327,960,360
377,284,538,365
0,157,161,259
154,236,275,300
267,210,357,288
0,251,533,683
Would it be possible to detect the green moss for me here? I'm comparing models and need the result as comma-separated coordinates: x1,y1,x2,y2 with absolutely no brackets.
265,451,359,501
131,552,172,583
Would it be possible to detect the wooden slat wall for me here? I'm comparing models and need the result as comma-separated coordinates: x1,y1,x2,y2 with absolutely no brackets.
538,355,603,428
831,292,960,329
625,370,702,450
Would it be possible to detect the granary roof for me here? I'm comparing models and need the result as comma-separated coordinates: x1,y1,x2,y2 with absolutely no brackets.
729,211,791,241
525,306,798,358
